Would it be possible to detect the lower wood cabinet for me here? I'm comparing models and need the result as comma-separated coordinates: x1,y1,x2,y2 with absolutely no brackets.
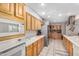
63,36,73,56
26,44,33,56
37,39,42,55
33,41,38,56
25,37,44,56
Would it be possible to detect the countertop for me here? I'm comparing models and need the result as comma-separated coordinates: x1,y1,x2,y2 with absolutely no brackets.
63,35,79,47
25,35,45,47
0,35,45,52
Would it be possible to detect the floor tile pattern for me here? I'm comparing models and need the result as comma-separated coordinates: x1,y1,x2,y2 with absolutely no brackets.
39,39,68,56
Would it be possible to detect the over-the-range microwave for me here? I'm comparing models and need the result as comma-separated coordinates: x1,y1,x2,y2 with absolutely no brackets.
0,18,24,37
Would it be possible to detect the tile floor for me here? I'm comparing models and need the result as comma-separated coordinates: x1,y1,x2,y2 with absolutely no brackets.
39,39,68,56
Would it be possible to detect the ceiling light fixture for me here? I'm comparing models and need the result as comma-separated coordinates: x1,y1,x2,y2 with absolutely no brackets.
48,16,50,18
67,13,71,15
58,14,62,17
41,3,45,6
42,12,45,15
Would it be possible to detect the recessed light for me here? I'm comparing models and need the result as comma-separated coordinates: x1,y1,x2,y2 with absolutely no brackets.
48,16,50,18
67,13,71,15
58,14,62,17
41,3,45,6
42,12,45,15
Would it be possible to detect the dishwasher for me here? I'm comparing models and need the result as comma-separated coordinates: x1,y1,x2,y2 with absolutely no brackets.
0,43,25,56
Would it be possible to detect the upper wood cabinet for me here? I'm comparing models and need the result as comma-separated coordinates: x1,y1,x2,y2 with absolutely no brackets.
35,19,38,30
31,17,35,30
14,3,25,19
0,3,26,23
26,13,32,30
0,3,14,15
38,20,42,29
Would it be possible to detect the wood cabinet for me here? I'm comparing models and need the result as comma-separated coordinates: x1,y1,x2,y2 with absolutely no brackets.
25,36,44,56
26,44,33,56
31,17,35,30
26,13,32,30
14,3,25,19
34,19,42,30
37,20,42,30
0,3,26,23
63,36,73,56
41,38,44,49
33,41,38,56
0,3,14,15
66,39,73,56
37,39,42,55
34,19,38,30
26,12,42,31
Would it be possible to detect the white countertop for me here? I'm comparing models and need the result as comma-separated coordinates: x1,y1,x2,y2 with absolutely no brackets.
0,35,44,52
63,35,79,47
25,35,45,47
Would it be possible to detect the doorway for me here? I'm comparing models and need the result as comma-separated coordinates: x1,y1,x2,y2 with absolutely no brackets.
48,24,62,40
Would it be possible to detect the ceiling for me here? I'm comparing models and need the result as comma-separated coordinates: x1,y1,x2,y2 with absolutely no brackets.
27,3,79,23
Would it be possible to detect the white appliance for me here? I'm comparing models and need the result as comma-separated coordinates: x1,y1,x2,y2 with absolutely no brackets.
0,37,26,56
0,18,24,37
0,43,25,56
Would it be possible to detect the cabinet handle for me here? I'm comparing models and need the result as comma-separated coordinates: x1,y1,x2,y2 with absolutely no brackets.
18,39,21,41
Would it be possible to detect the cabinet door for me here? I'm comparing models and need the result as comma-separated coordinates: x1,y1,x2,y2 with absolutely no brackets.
35,19,37,30
32,17,35,30
42,38,44,49
26,45,33,56
33,41,38,56
0,3,14,15
26,13,32,30
37,39,42,55
39,21,42,29
38,21,41,30
14,3,25,19
68,41,73,56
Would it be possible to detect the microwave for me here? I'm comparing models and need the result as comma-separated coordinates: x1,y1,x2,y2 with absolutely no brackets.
0,18,24,37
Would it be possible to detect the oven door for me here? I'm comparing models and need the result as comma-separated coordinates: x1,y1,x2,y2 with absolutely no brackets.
0,43,25,56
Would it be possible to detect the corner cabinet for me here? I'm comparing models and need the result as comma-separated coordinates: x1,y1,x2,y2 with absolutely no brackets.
14,3,25,19
0,3,14,15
